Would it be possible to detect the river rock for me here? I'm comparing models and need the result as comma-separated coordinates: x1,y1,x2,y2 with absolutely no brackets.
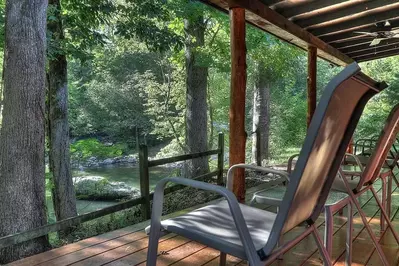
101,158,115,165
74,176,140,200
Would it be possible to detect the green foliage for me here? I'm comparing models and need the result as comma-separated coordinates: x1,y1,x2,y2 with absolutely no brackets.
70,138,124,160
47,0,116,61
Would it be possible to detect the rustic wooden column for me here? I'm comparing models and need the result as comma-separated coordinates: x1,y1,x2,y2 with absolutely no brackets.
229,6,247,202
307,46,317,128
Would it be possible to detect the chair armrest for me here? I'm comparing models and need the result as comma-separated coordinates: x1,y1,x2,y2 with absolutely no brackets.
287,154,299,174
344,153,364,172
148,177,260,265
226,164,290,191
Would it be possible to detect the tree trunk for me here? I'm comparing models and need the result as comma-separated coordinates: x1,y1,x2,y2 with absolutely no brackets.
252,62,271,165
184,15,209,178
48,0,77,225
0,0,49,262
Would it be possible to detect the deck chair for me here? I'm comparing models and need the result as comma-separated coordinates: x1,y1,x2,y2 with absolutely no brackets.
346,135,399,189
251,104,399,265
146,63,385,266
330,103,399,263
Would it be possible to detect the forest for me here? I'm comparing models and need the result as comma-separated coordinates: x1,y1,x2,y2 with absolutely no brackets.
1,0,399,263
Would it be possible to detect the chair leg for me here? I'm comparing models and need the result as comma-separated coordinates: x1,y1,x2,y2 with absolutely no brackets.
311,224,332,266
147,231,161,266
220,252,226,266
340,177,390,265
324,207,333,258
345,202,353,266
370,186,399,245
387,175,393,220
350,197,389,265
381,176,387,231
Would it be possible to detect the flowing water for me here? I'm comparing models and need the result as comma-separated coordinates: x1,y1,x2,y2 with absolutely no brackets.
46,164,177,222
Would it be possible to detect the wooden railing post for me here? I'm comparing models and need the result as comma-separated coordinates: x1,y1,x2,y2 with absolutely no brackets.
217,133,224,186
139,144,150,220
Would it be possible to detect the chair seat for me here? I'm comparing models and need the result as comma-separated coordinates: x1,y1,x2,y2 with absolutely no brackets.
254,184,349,206
346,155,396,169
146,200,276,260
331,177,358,192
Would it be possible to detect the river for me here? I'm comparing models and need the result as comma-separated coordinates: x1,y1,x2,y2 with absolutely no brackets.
46,164,176,223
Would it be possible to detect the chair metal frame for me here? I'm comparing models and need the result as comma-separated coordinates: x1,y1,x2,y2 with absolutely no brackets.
146,63,386,266
251,103,399,265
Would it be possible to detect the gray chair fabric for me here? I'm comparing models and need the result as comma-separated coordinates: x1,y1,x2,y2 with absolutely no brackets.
149,200,276,260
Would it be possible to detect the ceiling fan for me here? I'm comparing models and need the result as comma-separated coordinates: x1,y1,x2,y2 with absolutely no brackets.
354,21,399,46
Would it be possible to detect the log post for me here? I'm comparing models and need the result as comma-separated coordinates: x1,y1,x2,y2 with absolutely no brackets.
307,45,317,128
229,6,247,202
139,145,150,220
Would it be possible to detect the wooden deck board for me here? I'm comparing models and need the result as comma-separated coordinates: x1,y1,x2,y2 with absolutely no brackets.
7,182,399,266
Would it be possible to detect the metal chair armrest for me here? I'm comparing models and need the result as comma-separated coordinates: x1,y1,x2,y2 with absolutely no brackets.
344,153,364,172
226,164,290,192
148,177,260,265
287,154,300,174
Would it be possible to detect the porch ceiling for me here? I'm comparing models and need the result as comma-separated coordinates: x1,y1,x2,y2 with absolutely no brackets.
200,0,399,65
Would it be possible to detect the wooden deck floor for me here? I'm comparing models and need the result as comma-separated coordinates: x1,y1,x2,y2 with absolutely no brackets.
8,181,399,266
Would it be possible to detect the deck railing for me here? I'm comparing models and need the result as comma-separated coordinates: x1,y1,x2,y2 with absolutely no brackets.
0,133,225,249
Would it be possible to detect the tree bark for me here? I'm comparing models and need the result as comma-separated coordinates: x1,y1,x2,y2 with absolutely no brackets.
252,62,271,165
184,15,209,178
0,0,49,262
48,0,77,225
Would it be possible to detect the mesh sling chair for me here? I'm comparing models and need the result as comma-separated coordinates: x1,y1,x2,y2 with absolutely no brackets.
335,104,399,232
146,63,385,266
250,104,399,265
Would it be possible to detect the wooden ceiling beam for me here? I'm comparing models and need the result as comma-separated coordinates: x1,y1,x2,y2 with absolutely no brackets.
225,0,353,65
321,32,373,44
349,44,399,58
279,0,348,19
356,49,399,62
296,0,396,28
320,19,399,43
259,0,282,7
334,38,375,49
341,39,399,54
310,6,399,37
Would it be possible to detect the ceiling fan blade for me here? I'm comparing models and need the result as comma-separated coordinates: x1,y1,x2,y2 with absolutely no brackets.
354,31,378,37
370,38,386,46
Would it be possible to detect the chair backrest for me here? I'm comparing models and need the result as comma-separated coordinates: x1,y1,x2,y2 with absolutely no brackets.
259,63,386,257
355,103,399,191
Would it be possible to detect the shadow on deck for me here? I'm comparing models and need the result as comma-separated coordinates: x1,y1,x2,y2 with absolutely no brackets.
7,181,399,266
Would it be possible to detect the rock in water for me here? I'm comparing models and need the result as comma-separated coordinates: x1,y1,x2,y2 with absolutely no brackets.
73,176,140,200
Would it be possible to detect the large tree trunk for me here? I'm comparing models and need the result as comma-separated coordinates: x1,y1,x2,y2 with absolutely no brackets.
0,0,49,262
184,15,209,178
48,0,77,225
252,63,271,166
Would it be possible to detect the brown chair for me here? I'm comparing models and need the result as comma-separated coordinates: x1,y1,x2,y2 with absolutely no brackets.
146,63,386,266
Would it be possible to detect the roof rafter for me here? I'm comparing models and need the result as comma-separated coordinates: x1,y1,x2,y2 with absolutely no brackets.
231,0,353,65
310,6,399,37
341,39,399,54
349,44,399,58
296,0,397,29
278,0,348,19
259,0,282,7
356,49,399,61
